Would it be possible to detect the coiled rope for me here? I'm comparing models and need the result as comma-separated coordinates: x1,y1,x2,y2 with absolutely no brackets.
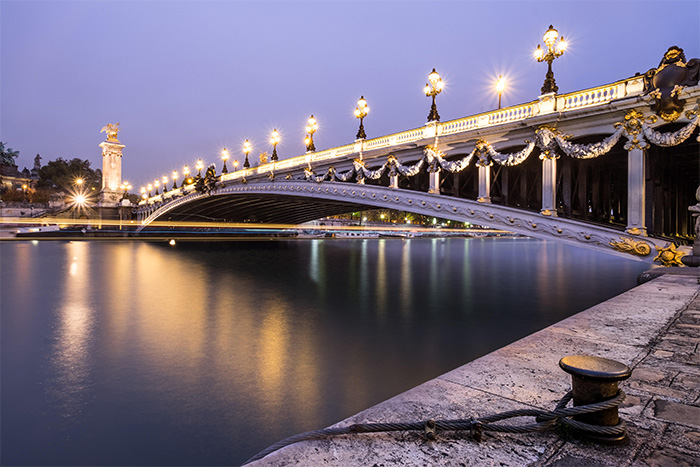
244,389,626,464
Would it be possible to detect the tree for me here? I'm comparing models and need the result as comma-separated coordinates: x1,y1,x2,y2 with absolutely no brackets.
0,142,20,166
37,158,102,192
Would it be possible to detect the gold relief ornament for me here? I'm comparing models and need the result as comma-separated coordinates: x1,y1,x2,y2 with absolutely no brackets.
100,123,120,142
535,125,565,160
652,243,685,267
615,109,652,150
474,139,492,167
609,237,652,256
642,46,700,122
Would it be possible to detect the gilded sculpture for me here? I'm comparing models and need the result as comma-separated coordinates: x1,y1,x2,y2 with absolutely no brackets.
609,237,652,256
642,46,699,122
653,243,685,267
100,123,121,142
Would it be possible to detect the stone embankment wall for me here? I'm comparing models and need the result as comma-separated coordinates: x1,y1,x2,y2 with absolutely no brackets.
249,272,700,466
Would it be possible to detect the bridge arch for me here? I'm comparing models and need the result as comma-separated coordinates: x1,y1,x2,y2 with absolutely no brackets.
138,180,671,263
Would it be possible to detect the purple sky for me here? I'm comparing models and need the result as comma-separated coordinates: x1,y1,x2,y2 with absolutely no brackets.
2,1,699,190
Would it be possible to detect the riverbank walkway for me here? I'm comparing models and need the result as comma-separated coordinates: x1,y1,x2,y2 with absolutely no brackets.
249,271,700,466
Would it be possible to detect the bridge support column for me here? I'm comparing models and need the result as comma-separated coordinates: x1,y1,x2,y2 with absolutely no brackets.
428,169,440,194
626,147,647,235
477,164,491,203
389,173,399,189
541,156,557,216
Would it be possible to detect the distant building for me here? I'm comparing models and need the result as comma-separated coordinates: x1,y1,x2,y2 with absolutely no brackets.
0,160,31,192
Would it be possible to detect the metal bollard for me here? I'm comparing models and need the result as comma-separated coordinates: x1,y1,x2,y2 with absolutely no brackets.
559,355,632,445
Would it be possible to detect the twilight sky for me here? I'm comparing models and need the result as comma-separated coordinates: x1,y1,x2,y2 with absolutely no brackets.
2,0,699,190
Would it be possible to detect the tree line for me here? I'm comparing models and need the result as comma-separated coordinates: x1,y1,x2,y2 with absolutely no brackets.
1,142,102,203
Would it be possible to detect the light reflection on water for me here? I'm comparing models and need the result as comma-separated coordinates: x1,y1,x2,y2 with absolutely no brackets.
1,238,649,466
52,242,94,421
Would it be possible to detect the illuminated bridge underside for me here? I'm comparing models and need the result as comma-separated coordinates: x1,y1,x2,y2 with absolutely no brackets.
141,181,665,262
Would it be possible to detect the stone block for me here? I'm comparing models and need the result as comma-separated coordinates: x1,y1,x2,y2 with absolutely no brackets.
653,399,700,428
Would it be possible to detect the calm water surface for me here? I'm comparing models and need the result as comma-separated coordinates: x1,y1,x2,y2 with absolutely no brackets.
1,238,648,466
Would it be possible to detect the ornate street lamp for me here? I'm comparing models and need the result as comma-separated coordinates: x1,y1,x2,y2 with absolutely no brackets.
243,140,251,168
270,129,280,161
305,115,317,152
354,96,369,139
140,186,147,200
424,68,444,122
233,159,239,171
534,25,567,94
154,180,160,195
120,181,132,197
496,75,506,109
221,148,230,174
162,175,168,192
172,170,178,189
196,159,204,176
147,183,153,196
183,165,191,185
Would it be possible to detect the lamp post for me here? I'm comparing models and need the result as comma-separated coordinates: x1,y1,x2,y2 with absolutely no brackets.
162,175,168,193
270,129,280,161
196,159,204,176
496,75,506,109
424,68,444,122
140,186,147,200
147,183,153,197
354,96,369,139
221,148,230,174
243,140,251,169
305,115,317,152
183,165,190,185
534,25,567,94
154,180,160,195
120,181,132,199
172,171,178,189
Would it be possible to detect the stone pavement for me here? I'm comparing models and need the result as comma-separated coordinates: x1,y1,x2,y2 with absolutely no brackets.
247,273,700,466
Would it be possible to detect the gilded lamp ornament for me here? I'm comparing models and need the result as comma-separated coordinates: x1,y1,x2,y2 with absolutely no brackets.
424,68,443,122
534,25,567,94
354,96,369,139
643,46,700,122
305,115,317,152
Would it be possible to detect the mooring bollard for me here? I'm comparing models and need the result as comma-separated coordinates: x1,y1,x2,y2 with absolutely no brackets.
559,355,632,445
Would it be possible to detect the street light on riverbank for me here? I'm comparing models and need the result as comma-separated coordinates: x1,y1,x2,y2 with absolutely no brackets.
496,75,505,109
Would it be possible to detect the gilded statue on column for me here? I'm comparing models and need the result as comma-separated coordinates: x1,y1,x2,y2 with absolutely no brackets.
100,123,120,142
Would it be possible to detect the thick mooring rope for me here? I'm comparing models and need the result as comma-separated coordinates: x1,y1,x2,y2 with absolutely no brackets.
243,389,626,464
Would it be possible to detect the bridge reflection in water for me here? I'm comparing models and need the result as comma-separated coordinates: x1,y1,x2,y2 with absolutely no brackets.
1,239,648,466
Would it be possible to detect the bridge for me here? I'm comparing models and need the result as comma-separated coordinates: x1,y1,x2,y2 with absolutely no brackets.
135,47,700,266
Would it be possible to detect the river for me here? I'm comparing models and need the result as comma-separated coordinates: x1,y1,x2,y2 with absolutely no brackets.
0,238,648,465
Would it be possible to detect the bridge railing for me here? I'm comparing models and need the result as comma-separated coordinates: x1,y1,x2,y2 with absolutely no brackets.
141,76,644,206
